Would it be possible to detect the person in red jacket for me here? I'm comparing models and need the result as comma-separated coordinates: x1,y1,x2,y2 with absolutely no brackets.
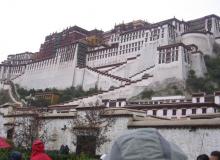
30,139,52,160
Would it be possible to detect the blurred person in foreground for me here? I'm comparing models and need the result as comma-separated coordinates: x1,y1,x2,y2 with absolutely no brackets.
210,151,220,160
10,151,22,160
30,139,52,160
196,154,209,160
105,128,187,160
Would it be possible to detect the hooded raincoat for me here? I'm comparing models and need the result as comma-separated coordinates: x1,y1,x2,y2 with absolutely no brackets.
106,128,188,160
30,140,52,160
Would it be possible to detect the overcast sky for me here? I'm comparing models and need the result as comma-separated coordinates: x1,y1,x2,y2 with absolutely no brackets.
0,0,220,61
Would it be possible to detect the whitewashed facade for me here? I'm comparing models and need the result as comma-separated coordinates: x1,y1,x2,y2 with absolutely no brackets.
1,105,220,160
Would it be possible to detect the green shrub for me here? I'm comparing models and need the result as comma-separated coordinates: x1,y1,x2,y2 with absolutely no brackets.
0,149,94,160
0,149,10,160
0,90,12,105
141,89,154,99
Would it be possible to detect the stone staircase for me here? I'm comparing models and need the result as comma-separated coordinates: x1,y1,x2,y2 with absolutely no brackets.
62,74,154,106
129,65,155,79
86,66,131,83
5,81,26,107
10,71,25,81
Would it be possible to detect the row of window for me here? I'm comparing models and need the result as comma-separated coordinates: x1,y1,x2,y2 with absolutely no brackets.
88,48,118,57
27,53,75,70
11,68,24,74
10,60,32,65
158,48,179,64
184,51,190,64
207,19,212,32
119,41,144,50
119,47,141,54
158,47,191,64
8,54,32,61
27,60,58,70
173,21,182,31
215,19,220,32
110,23,190,45
87,52,118,61
111,26,167,43
148,28,165,41
59,52,75,62
88,41,144,61
168,25,176,39
120,33,145,43
56,45,76,54
149,108,210,116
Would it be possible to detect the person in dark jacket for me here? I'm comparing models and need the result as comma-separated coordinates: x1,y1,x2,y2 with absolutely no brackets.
59,144,65,154
197,154,209,160
30,139,52,160
10,151,22,160
64,145,69,154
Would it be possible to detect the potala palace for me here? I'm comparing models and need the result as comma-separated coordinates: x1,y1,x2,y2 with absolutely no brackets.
1,14,220,101
1,14,220,159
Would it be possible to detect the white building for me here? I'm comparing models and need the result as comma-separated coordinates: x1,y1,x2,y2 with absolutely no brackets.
1,104,220,160
0,14,220,104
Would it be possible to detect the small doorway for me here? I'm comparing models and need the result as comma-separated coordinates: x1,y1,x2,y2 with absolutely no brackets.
7,128,14,140
76,135,96,156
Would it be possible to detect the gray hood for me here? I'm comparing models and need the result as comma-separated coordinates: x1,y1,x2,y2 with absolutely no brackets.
106,128,187,160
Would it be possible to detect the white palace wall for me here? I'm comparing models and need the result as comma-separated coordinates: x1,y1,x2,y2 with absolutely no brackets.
43,118,75,151
2,104,220,160
159,128,220,160
109,38,161,79
191,52,207,77
73,67,123,91
13,45,78,90
154,46,191,82
0,19,213,92
65,77,155,107
14,58,77,90
182,32,214,56
42,116,220,160
215,38,220,45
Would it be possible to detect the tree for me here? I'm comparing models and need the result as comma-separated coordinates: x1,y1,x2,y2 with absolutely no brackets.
69,103,115,156
13,108,48,149
141,89,154,99
0,89,12,105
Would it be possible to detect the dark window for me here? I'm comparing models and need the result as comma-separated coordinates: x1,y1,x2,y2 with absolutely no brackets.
202,108,207,114
109,101,116,107
163,110,167,116
153,110,157,116
166,51,171,63
175,50,178,61
196,98,200,103
172,109,176,115
182,109,186,115
192,108,196,114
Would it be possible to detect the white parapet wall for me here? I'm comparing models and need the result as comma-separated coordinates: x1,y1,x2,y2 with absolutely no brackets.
2,104,220,160
182,32,214,56
13,51,77,90
159,128,220,160
191,52,207,77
